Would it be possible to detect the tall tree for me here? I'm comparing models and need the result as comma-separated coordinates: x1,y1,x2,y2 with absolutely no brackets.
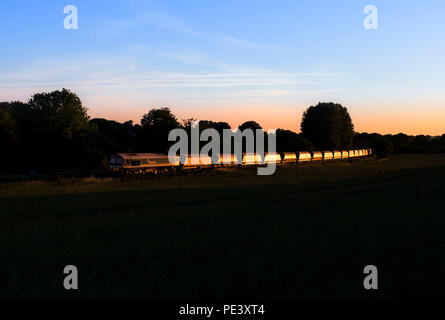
139,107,180,153
301,102,354,150
14,89,92,170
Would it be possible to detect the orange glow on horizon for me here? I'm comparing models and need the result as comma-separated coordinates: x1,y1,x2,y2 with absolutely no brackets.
88,102,445,137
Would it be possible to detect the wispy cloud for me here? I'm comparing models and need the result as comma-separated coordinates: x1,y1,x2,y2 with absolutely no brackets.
228,89,292,97
141,12,203,37
219,35,291,51
0,51,340,100
0,69,318,90
92,8,289,51
156,51,209,65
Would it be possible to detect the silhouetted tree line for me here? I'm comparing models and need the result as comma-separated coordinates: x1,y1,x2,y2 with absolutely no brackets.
1,90,443,173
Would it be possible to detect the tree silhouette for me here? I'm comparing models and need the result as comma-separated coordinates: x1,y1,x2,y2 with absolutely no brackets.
238,121,265,153
389,133,412,153
276,129,314,152
239,121,262,131
440,134,445,146
374,135,393,158
301,102,354,150
0,108,18,170
7,89,93,170
4,88,445,172
139,107,180,153
89,118,138,153
196,120,231,154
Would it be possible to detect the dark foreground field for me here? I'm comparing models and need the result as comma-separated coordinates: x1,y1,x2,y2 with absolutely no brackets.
1,154,445,300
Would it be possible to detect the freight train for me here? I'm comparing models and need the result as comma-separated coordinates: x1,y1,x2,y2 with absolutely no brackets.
109,149,372,175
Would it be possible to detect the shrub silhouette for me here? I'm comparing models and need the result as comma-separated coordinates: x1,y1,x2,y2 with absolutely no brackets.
374,136,394,158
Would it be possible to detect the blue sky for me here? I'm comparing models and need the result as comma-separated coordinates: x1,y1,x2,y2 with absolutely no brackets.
0,0,444,134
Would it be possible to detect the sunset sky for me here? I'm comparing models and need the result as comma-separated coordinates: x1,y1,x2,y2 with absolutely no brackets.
1,0,444,135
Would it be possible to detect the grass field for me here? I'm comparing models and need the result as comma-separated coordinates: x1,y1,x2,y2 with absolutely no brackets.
1,154,445,300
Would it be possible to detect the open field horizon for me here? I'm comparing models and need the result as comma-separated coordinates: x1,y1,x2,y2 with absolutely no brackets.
1,154,444,197
1,154,445,299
